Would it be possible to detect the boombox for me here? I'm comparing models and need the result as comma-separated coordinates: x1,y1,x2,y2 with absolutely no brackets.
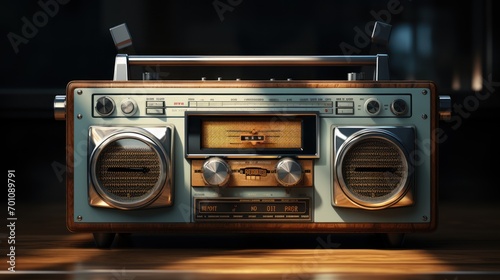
54,53,450,248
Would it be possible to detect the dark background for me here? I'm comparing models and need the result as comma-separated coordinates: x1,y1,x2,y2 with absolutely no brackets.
1,0,499,206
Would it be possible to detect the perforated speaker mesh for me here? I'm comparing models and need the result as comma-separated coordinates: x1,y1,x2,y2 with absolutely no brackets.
95,140,161,201
341,138,406,200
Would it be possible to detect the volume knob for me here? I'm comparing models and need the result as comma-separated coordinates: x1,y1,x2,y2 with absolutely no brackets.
95,96,115,116
390,98,408,116
120,98,138,116
201,157,231,186
365,98,381,115
275,158,303,187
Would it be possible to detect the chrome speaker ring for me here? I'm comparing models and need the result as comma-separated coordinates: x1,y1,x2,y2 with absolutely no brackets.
335,129,411,210
89,130,168,210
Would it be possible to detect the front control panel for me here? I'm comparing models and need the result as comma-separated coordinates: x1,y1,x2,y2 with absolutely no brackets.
91,93,412,118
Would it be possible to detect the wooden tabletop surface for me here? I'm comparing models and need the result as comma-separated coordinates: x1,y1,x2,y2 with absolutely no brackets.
2,199,500,280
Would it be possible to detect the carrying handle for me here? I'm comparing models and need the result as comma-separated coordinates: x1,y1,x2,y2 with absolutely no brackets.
111,22,391,81
127,54,386,66
113,53,390,81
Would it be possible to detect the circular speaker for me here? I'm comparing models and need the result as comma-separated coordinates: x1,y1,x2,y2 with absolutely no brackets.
89,131,169,210
336,129,411,209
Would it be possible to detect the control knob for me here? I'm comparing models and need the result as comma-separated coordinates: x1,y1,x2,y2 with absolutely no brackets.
365,98,381,115
95,96,115,116
275,157,303,187
120,98,138,116
201,157,231,186
390,98,408,116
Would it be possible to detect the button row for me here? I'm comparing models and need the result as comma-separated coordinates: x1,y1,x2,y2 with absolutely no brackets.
336,101,354,115
146,101,165,115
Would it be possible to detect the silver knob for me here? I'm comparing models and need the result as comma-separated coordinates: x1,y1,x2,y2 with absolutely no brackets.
390,99,408,116
201,157,231,186
365,98,381,115
120,98,138,115
95,96,115,116
275,158,303,187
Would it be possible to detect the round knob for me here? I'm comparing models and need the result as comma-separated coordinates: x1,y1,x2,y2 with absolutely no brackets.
201,157,231,186
365,98,381,115
95,96,115,116
390,99,408,116
120,98,138,116
275,158,303,187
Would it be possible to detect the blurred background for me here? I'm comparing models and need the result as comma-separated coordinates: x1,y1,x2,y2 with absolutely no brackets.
1,0,498,205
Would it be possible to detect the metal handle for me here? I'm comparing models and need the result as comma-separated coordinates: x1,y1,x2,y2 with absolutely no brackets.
128,54,385,66
114,54,389,81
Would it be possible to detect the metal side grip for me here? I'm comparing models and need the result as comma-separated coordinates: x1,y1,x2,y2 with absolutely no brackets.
54,95,66,121
439,95,452,121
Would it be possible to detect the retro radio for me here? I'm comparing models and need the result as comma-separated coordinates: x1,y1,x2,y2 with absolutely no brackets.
54,50,451,248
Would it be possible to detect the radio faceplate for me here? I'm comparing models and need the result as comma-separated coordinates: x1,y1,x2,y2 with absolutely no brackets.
90,92,412,118
65,80,438,247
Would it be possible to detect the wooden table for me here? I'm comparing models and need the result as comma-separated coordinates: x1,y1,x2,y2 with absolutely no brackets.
2,199,500,279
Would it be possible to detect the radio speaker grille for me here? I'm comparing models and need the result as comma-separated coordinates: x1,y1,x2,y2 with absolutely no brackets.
88,127,173,210
334,127,414,209
342,138,406,199
95,141,161,200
